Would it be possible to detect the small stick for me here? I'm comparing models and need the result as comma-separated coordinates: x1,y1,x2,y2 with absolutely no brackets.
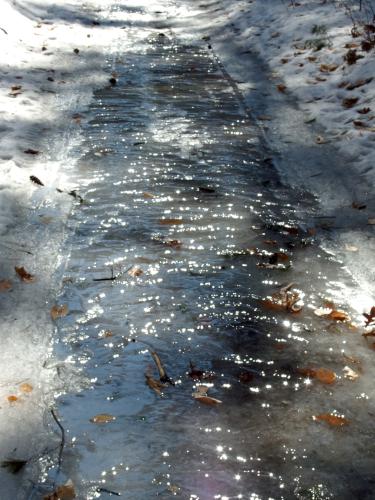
50,408,65,484
151,351,174,385
0,27,8,35
97,487,122,496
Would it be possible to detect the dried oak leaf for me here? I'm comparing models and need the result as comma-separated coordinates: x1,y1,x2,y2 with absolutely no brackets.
51,304,68,320
357,107,371,114
143,192,154,199
320,63,338,72
164,239,182,249
44,481,76,500
346,78,372,90
342,97,359,109
145,374,167,395
7,395,18,403
297,367,336,384
188,362,216,381
90,414,116,424
15,266,35,283
128,266,143,277
192,385,222,406
314,414,350,427
19,383,33,393
30,175,44,186
24,149,40,155
0,279,12,292
352,201,366,210
277,84,287,93
363,306,375,326
159,218,184,225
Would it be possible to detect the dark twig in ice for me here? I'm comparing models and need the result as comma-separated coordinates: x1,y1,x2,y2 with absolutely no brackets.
51,408,65,485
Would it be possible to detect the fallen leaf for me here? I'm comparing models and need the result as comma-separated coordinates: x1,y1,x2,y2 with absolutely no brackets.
143,192,154,199
346,77,373,90
199,186,216,193
192,385,222,406
128,266,143,277
328,310,350,321
24,149,40,155
7,396,18,403
320,63,338,72
164,239,182,249
30,175,44,186
277,84,287,93
343,366,359,380
314,413,350,427
342,97,359,109
307,56,317,62
15,266,35,283
90,414,116,424
263,283,303,313
351,201,366,210
188,362,216,381
368,218,375,225
357,107,371,114
315,368,336,384
159,218,184,225
363,306,375,326
362,329,375,338
145,374,167,395
0,279,12,292
44,481,76,500
342,353,361,365
297,367,336,384
19,383,33,393
51,304,68,320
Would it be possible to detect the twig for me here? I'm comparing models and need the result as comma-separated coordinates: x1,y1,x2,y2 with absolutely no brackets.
50,408,65,485
151,351,174,385
97,487,122,496
0,27,8,35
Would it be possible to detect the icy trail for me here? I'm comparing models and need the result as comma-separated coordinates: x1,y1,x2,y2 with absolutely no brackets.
0,0,374,499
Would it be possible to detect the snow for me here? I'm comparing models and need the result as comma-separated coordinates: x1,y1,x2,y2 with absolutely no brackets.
0,0,374,496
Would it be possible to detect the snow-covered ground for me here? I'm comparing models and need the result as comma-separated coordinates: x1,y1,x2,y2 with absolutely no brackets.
0,0,374,497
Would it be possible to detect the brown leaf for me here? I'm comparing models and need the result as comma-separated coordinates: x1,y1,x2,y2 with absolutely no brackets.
362,329,375,338
24,149,40,155
7,395,18,403
351,201,366,210
19,383,33,393
327,310,350,321
192,385,222,406
128,266,143,277
320,63,338,73
314,414,350,427
90,414,116,424
188,362,216,381
357,107,371,114
159,218,184,225
0,279,12,292
51,304,68,320
277,84,287,93
145,374,167,395
346,78,373,90
297,367,336,384
342,97,359,109
30,175,44,186
238,371,254,383
143,192,154,199
15,266,35,283
363,306,375,326
44,481,76,500
307,56,317,62
164,239,182,249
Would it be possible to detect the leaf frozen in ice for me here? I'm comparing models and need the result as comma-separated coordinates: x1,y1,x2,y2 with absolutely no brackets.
0,279,12,292
51,304,69,320
90,414,116,424
15,266,35,283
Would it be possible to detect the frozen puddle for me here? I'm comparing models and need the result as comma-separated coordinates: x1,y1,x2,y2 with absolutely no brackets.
35,20,375,500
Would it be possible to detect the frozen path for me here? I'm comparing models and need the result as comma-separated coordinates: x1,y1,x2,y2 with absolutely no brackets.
0,0,374,499
29,3,375,500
